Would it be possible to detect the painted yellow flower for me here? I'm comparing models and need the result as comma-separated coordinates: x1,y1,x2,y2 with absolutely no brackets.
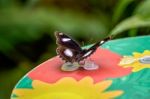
12,77,123,99
119,50,150,72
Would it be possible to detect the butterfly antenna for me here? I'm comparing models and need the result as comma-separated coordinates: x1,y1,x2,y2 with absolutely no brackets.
81,41,85,46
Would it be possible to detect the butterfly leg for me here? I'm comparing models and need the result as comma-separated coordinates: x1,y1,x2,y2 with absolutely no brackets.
82,58,99,70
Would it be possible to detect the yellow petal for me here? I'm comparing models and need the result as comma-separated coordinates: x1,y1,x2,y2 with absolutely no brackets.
133,52,142,58
94,80,112,92
119,56,136,65
132,66,145,72
79,77,93,85
120,50,150,72
56,77,77,85
32,80,51,89
102,90,124,98
143,50,150,55
12,78,123,99
144,65,150,68
13,89,34,96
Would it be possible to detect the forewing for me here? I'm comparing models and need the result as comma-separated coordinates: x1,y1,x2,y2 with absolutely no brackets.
55,31,82,51
55,32,82,62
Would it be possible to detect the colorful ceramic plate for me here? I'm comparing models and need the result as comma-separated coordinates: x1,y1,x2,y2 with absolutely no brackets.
11,36,150,99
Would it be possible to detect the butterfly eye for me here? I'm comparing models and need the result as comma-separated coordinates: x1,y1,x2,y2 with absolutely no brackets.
64,49,73,57
62,38,71,42
58,32,63,35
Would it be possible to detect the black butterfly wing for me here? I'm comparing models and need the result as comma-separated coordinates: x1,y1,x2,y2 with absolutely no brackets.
56,46,83,62
55,32,82,62
55,31,82,51
77,36,111,61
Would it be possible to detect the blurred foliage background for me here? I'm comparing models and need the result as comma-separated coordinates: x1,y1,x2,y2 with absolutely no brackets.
0,0,150,98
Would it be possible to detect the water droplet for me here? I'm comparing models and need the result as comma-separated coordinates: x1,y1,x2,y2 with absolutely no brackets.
139,56,150,64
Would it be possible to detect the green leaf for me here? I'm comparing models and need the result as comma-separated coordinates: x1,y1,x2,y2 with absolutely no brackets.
110,0,150,35
112,0,134,24
110,15,150,35
107,69,150,99
134,0,150,18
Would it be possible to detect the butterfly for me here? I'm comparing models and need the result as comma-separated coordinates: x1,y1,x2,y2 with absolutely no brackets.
55,31,111,64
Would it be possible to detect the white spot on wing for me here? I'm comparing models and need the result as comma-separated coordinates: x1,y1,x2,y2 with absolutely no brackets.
62,38,71,42
100,40,104,44
83,50,92,57
64,49,73,57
